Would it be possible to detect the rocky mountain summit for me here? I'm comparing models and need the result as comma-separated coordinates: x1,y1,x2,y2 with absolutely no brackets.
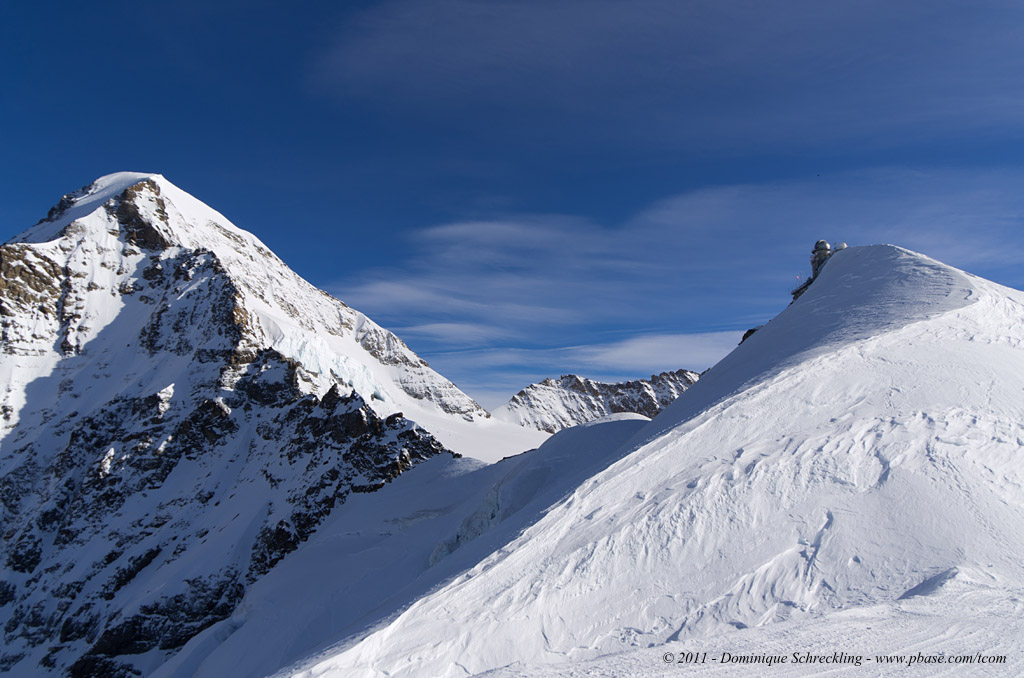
0,173,526,677
494,369,699,433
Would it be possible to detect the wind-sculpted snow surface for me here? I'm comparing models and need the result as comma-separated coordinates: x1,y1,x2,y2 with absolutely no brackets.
495,370,699,433
478,575,1022,677
0,174,542,676
294,246,1024,677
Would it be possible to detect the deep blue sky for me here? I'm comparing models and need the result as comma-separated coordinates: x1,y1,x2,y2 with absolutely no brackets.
3,1,1024,407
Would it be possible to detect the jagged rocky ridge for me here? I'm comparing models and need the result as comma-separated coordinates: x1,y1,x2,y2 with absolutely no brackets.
0,174,475,676
494,369,699,433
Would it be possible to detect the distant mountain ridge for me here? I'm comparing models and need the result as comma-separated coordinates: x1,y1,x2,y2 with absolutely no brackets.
0,173,541,677
494,369,699,432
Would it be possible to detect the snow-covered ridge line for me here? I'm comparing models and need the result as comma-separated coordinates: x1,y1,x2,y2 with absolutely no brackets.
286,245,1024,677
10,172,160,245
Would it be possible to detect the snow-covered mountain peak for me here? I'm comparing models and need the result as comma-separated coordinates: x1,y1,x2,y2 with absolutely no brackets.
0,173,547,676
645,244,976,440
2,173,532,445
12,172,161,245
16,173,256,255
14,173,300,298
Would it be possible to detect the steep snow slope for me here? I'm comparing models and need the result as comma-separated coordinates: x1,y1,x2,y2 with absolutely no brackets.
152,414,650,678
495,369,699,432
3,172,545,461
294,245,1024,677
0,174,544,676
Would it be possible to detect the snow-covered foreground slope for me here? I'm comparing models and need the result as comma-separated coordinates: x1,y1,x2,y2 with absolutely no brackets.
291,245,1024,677
495,369,699,433
480,576,1021,677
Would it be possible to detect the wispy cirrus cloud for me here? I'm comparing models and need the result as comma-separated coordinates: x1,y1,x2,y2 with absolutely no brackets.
395,322,519,347
570,333,744,374
330,167,1024,406
431,332,741,373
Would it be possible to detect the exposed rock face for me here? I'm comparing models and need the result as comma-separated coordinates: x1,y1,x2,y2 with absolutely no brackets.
0,173,460,676
494,369,699,433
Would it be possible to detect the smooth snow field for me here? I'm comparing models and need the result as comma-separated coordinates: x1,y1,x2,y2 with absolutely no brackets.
255,246,1023,677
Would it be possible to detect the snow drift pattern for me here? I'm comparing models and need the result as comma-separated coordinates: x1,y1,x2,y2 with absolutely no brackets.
294,246,1024,677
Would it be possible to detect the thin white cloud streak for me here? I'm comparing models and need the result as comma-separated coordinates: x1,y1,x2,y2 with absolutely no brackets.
431,332,739,373
349,278,584,326
311,0,1024,149
332,166,1024,340
570,333,742,374
396,322,518,346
